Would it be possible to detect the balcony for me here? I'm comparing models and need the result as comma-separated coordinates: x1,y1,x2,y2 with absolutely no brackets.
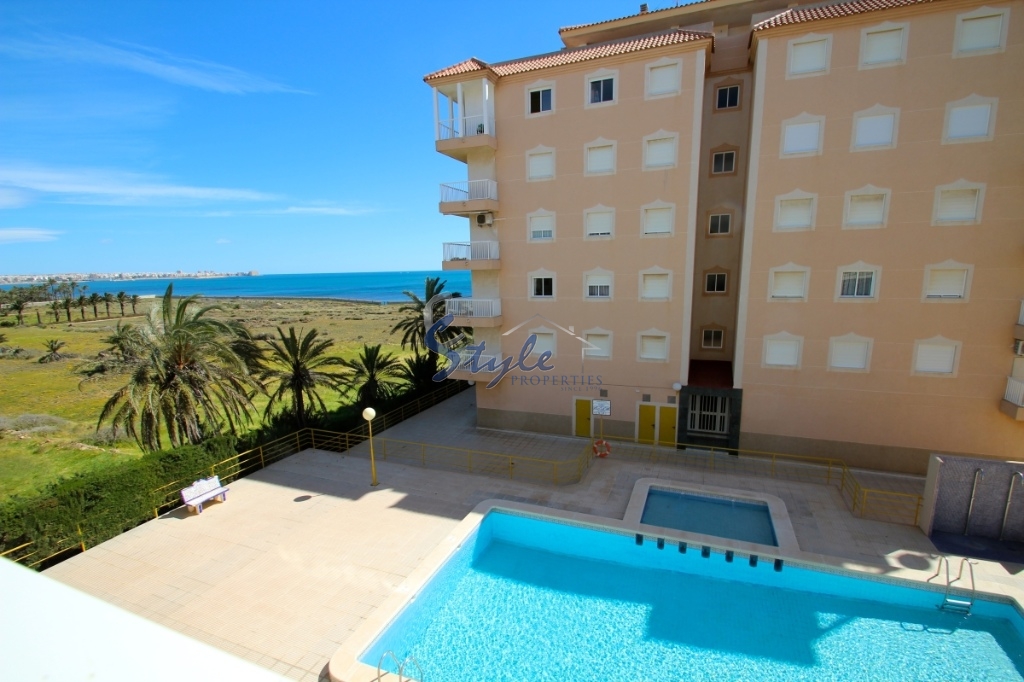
442,241,500,271
1001,376,1024,421
445,297,502,327
439,179,498,216
436,114,497,161
444,349,499,381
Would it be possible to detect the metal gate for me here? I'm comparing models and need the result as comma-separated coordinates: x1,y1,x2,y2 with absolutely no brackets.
688,394,730,436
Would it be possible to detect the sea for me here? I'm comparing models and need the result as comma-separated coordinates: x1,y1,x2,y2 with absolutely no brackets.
2,271,472,303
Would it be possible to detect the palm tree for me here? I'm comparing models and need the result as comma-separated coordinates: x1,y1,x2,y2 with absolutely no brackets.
50,301,61,323
88,292,101,319
260,327,347,427
390,276,464,354
11,300,26,326
129,294,140,315
116,291,127,317
96,284,263,451
340,344,404,408
76,295,88,321
39,339,67,363
46,278,58,301
62,297,72,322
102,292,114,318
397,353,442,394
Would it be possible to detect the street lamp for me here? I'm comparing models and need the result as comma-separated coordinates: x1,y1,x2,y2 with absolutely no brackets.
362,407,379,487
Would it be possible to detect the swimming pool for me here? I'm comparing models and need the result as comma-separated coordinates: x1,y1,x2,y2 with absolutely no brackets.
641,488,778,546
357,509,1024,682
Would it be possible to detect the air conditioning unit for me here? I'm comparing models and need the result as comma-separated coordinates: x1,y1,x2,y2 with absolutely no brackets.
1014,339,1024,356
475,212,494,227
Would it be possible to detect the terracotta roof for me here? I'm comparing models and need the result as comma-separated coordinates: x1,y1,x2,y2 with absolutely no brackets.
559,0,717,33
424,29,711,82
753,0,938,31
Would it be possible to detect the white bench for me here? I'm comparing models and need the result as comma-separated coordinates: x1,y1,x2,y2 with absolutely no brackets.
181,476,229,514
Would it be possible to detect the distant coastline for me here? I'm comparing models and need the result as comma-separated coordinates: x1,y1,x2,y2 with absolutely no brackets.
0,270,259,285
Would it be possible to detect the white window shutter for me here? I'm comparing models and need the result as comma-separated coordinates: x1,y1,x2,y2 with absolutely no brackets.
646,138,676,167
648,64,679,94
916,343,956,373
960,15,1003,51
772,271,806,298
778,198,814,228
848,194,885,225
586,211,614,236
831,341,869,369
643,207,673,234
765,339,800,366
532,332,555,355
948,104,991,139
587,145,615,173
641,335,668,359
529,215,554,239
585,334,611,356
783,122,821,154
926,269,967,297
937,189,980,221
642,274,670,299
528,152,554,179
791,39,828,73
855,114,895,147
864,29,903,64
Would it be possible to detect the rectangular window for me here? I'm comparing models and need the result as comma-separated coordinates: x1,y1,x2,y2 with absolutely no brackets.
705,273,727,293
527,151,554,180
947,103,992,140
529,215,554,241
645,137,676,168
702,329,724,349
790,38,828,75
640,335,668,360
709,213,731,235
529,88,552,114
765,339,801,367
590,77,614,103
840,271,875,298
532,277,553,298
585,210,614,237
586,275,611,299
854,114,895,148
648,63,680,96
831,340,870,370
584,333,611,358
783,121,821,155
771,271,807,299
716,85,740,109
586,144,615,174
641,273,670,299
937,189,980,222
531,332,555,356
925,269,968,298
712,151,735,174
958,14,1004,53
862,28,904,65
847,194,886,227
915,343,956,374
777,198,814,230
642,207,673,235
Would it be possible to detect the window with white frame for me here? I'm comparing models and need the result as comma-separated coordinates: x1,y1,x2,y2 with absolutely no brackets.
639,332,669,361
640,271,671,300
711,150,736,174
527,210,555,242
934,182,984,224
788,35,830,76
852,107,898,150
763,333,802,368
528,86,553,115
829,335,872,371
585,140,616,175
914,338,960,375
705,272,728,294
586,70,617,106
955,7,1009,56
944,96,997,143
642,203,674,236
584,206,615,238
709,213,731,235
585,272,612,299
860,23,907,67
844,187,889,228
702,328,725,350
644,133,678,169
775,192,816,231
769,266,809,300
530,330,556,356
782,116,823,156
924,262,970,299
526,147,555,181
583,332,611,358
531,275,554,298
716,84,740,110
646,59,681,98
838,267,877,300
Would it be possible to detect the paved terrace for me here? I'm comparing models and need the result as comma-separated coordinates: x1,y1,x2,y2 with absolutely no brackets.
44,392,1023,682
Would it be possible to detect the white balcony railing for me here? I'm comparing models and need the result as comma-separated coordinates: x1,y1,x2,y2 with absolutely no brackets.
1006,376,1024,407
450,350,498,373
445,298,501,318
1018,300,1024,326
437,114,494,141
443,241,499,262
439,179,498,203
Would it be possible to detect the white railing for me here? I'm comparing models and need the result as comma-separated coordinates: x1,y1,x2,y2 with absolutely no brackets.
1006,376,1024,407
445,298,501,318
437,114,494,141
443,241,500,262
451,350,498,373
439,179,498,203
1018,300,1024,326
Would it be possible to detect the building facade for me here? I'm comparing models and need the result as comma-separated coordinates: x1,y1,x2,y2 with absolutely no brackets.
425,0,1023,474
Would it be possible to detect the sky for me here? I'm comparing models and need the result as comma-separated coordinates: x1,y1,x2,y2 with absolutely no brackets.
0,0,648,276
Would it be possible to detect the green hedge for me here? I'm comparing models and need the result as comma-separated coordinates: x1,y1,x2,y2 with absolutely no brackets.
0,435,237,567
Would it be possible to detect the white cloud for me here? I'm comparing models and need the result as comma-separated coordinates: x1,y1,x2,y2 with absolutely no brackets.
0,188,30,208
0,34,307,95
0,228,60,243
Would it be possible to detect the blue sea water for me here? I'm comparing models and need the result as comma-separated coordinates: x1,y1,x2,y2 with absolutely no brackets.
2,270,472,303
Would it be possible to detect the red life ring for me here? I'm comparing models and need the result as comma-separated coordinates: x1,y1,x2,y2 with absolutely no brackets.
593,440,611,458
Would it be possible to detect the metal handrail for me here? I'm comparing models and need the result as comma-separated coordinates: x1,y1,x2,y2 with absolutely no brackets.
443,241,499,262
965,468,984,535
439,179,498,203
444,297,501,318
1000,472,1023,540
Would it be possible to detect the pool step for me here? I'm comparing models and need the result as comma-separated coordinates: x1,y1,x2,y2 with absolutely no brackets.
934,555,976,616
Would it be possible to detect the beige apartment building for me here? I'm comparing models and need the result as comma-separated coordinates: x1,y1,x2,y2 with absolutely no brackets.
424,0,1023,474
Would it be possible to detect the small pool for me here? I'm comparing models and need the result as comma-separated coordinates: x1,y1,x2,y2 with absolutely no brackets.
641,488,778,546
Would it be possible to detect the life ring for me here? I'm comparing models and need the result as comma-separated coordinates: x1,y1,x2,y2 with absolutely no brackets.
593,440,611,458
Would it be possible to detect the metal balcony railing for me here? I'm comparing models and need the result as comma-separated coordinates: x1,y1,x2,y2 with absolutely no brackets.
445,298,501,318
443,241,499,262
1006,377,1024,407
439,179,498,203
452,350,498,372
437,114,493,141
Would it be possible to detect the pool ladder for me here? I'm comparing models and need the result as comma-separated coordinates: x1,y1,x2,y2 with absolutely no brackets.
933,555,976,616
377,650,423,681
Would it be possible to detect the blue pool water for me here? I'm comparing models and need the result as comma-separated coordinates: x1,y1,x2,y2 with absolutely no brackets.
363,511,1024,681
641,489,778,546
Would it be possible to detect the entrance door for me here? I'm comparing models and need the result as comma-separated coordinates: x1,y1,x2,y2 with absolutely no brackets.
574,398,592,437
638,404,657,444
688,394,730,437
657,406,677,446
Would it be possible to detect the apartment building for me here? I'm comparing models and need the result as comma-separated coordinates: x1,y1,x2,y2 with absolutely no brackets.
424,0,1023,474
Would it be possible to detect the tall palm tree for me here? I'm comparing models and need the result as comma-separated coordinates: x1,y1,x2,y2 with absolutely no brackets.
390,276,464,354
76,295,88,321
129,294,140,315
102,292,114,318
88,292,101,319
11,300,26,326
260,327,347,427
50,300,61,323
62,297,72,322
340,344,404,408
116,291,127,317
397,353,441,394
96,284,263,451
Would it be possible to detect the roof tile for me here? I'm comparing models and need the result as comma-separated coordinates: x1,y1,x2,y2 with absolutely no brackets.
558,1,716,34
753,0,938,31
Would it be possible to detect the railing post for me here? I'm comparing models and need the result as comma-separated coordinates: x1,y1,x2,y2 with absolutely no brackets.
311,430,316,450
76,524,86,553
259,446,265,469
295,431,301,454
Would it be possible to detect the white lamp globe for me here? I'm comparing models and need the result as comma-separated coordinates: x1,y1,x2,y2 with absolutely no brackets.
362,407,376,421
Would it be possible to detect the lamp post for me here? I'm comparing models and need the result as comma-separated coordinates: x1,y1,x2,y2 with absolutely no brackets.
362,407,379,487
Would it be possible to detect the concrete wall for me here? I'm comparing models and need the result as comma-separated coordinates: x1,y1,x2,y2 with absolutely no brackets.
923,455,1024,540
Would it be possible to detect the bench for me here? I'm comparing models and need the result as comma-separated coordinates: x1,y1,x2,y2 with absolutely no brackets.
181,476,229,514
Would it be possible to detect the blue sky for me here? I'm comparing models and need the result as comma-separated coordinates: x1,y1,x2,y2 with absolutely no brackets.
0,0,640,275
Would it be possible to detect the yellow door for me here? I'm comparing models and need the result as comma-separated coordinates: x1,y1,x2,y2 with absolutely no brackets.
638,404,657,444
658,406,678,446
575,399,592,437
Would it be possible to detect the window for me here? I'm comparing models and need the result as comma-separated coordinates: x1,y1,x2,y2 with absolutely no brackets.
716,84,740,109
934,182,984,224
844,187,889,228
782,116,823,156
644,133,678,169
640,272,671,300
646,60,681,97
769,265,809,301
712,150,736,174
788,35,830,76
839,270,876,299
829,335,872,371
527,211,554,242
526,147,555,181
944,96,996,143
860,24,907,67
530,331,556,356
642,204,674,236
775,192,816,231
585,141,616,175
529,87,552,114
764,334,802,368
709,213,731,235
532,276,553,298
702,328,724,350
924,262,970,300
639,332,669,361
585,272,612,299
584,332,611,358
852,107,898,150
589,76,615,104
955,8,1008,56
705,272,727,294
584,206,615,238
914,338,960,375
